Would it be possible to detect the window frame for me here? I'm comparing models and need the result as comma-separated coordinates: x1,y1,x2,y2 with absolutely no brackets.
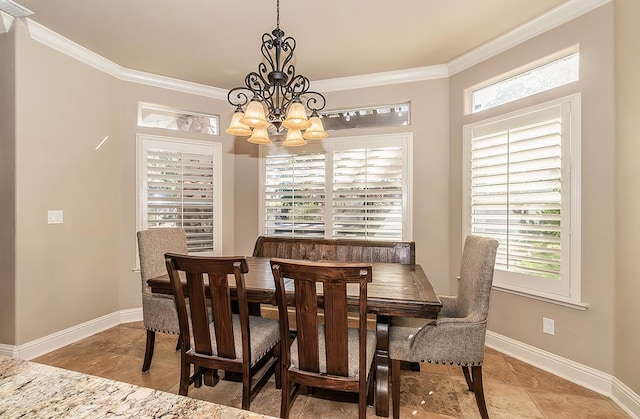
136,134,223,262
258,132,413,241
462,94,583,307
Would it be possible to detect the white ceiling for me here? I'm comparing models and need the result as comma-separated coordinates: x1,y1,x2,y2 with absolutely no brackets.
15,0,572,90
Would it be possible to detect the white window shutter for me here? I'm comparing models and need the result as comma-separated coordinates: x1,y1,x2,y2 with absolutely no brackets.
140,136,221,254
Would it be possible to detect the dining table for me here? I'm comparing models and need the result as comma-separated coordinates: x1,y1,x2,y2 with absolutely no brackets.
147,256,442,417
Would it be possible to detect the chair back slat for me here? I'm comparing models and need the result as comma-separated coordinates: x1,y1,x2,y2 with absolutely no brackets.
185,271,213,355
293,280,320,373
208,272,236,359
323,281,349,376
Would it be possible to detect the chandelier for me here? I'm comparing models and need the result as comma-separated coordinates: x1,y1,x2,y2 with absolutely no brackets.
225,0,328,146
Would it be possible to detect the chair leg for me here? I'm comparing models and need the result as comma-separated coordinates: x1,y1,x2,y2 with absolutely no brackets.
359,380,367,419
142,329,155,372
471,365,489,419
280,371,290,419
367,360,375,406
241,371,251,410
178,361,190,396
462,365,473,391
391,358,402,419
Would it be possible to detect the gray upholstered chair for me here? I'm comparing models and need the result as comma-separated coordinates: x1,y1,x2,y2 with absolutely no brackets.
137,228,188,372
389,235,499,419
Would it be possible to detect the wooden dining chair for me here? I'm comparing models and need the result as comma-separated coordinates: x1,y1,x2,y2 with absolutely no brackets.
165,253,281,410
388,235,499,419
270,258,376,419
137,228,187,371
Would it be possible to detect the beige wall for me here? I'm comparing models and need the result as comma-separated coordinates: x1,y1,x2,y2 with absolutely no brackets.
13,19,122,343
0,23,16,345
450,5,617,373
117,83,237,310
614,0,640,394
233,80,452,291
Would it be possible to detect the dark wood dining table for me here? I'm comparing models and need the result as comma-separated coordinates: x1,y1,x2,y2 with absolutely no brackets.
147,256,442,417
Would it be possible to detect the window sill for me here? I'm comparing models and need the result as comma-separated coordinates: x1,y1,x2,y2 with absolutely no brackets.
492,284,588,311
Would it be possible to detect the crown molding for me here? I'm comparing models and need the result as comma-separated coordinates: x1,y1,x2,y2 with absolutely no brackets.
24,0,611,96
448,0,612,75
119,68,227,100
1,10,14,33
26,18,227,100
27,18,121,77
313,64,449,92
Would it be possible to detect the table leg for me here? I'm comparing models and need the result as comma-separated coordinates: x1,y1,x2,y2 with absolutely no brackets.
375,315,390,417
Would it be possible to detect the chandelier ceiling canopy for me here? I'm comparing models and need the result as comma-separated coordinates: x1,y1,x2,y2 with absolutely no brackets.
225,0,328,146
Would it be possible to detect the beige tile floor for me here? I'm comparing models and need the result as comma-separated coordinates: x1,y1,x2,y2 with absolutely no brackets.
33,321,629,419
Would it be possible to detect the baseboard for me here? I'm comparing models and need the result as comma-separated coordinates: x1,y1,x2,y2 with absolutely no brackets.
5,308,143,361
486,330,640,419
611,377,640,419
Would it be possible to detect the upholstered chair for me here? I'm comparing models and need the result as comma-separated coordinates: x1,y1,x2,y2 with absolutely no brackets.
137,228,188,371
389,235,499,419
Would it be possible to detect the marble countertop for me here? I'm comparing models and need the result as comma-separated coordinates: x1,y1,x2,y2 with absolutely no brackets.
0,355,276,418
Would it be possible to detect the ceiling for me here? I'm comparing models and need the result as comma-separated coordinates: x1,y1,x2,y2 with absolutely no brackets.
15,0,570,90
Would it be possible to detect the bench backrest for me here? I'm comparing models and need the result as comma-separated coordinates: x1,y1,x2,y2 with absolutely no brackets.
253,236,415,268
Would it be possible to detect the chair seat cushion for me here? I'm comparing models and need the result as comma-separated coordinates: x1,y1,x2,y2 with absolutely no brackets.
188,314,280,366
290,325,376,378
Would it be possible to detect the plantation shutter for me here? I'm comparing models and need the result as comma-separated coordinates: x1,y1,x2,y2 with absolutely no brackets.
264,152,326,237
332,146,404,240
262,134,410,241
469,105,563,279
141,138,220,253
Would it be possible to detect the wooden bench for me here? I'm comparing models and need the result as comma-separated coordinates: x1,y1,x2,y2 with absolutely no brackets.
252,236,415,269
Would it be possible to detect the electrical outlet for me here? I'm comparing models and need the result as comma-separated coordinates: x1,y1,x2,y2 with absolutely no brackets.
543,317,555,335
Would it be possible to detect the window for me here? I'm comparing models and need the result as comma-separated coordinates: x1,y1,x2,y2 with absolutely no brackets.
470,51,579,113
463,94,581,303
320,103,410,131
137,135,222,254
261,133,412,241
138,103,219,136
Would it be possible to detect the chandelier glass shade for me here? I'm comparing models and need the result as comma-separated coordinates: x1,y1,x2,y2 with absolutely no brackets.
225,0,328,146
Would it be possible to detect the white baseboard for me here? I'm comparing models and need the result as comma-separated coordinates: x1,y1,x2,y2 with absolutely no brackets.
486,330,640,419
611,377,640,419
3,308,143,361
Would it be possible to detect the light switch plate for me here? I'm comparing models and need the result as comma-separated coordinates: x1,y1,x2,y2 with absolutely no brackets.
543,317,555,335
48,210,63,224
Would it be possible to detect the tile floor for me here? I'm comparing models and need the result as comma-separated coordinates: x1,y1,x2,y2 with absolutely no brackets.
33,322,629,418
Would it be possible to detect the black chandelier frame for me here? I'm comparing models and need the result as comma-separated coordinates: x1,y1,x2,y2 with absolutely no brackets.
226,0,326,130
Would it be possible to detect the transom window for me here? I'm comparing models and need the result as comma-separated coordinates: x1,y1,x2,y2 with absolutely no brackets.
260,133,412,241
470,51,579,114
